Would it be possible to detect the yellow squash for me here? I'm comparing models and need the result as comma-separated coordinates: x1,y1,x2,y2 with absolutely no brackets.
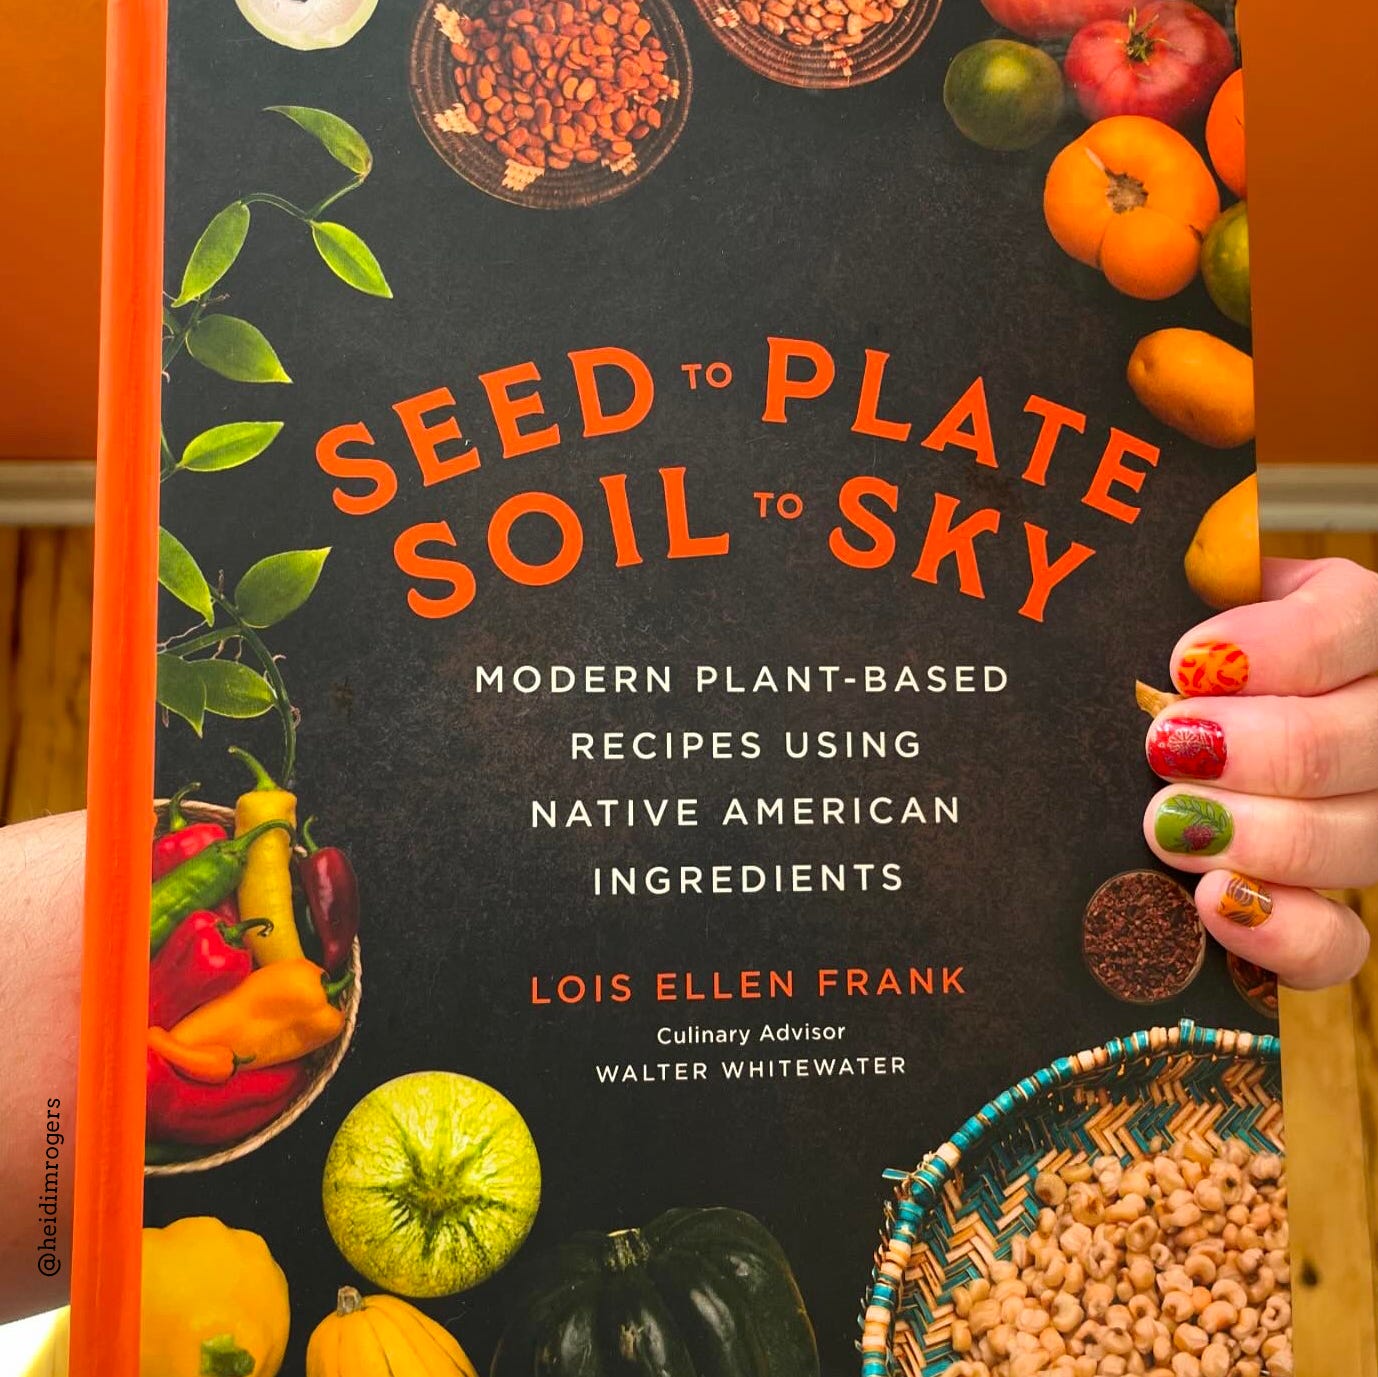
1126,328,1254,449
306,1288,478,1377
1184,473,1262,611
17,1307,68,1377
141,1217,289,1377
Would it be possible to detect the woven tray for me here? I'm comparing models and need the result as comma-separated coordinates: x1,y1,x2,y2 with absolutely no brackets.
860,1020,1283,1375
145,799,361,1176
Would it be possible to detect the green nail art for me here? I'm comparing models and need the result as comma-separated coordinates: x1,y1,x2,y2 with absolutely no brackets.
1155,794,1234,856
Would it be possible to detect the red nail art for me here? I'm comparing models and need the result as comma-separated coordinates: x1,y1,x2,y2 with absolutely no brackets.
1174,642,1249,696
1147,717,1227,780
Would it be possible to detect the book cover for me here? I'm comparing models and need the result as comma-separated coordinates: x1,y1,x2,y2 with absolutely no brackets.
82,1,1284,1373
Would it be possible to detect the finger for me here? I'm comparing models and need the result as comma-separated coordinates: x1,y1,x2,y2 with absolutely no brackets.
1171,557,1378,697
1146,676,1378,799
1196,870,1371,989
1144,785,1378,889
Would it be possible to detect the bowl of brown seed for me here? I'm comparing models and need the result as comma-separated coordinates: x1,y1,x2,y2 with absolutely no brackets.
409,0,692,208
690,0,941,89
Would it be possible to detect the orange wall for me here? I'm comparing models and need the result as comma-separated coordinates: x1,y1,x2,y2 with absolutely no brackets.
0,3,105,461
0,4,1371,465
1244,1,1378,465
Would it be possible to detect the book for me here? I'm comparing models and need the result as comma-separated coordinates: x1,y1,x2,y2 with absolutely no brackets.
79,2,1283,1374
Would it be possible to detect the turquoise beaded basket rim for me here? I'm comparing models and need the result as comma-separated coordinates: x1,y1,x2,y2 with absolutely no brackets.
859,1019,1283,1376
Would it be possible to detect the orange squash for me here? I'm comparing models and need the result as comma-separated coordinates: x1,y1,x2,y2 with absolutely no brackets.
1043,115,1221,300
1206,68,1246,199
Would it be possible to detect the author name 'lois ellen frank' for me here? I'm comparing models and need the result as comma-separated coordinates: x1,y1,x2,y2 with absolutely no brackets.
530,965,969,1005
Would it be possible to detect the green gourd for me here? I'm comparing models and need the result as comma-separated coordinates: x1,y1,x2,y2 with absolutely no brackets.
490,1206,820,1376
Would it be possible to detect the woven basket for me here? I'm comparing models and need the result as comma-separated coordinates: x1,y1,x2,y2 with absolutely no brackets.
860,1020,1283,1376
144,800,361,1176
409,0,693,209
690,0,942,90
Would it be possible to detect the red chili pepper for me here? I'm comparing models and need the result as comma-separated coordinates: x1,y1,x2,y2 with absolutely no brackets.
152,782,240,923
148,911,273,1029
145,1046,311,1147
298,817,360,975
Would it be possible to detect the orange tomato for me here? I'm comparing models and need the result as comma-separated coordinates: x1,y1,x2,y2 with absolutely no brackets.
1043,115,1221,300
1206,68,1246,199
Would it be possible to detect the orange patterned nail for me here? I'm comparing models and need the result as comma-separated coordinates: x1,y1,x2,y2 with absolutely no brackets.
1175,642,1249,695
1218,873,1273,927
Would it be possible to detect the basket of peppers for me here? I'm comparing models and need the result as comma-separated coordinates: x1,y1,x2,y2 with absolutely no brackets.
145,747,361,1174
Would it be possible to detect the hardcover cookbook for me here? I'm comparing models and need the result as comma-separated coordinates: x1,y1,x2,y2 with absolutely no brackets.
79,1,1288,1373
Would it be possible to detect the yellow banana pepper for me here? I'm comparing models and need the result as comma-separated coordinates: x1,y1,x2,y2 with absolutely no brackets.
169,959,350,1068
229,747,303,964
140,1217,289,1377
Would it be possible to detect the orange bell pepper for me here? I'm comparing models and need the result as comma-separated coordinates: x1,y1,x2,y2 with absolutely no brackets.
168,958,351,1068
147,1026,237,1084
1044,115,1221,301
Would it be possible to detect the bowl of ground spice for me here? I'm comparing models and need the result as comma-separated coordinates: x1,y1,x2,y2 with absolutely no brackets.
410,0,692,208
1082,868,1206,1004
690,0,941,89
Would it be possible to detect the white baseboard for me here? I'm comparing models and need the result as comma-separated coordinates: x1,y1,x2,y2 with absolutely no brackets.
1257,465,1378,531
0,460,1374,531
0,461,97,526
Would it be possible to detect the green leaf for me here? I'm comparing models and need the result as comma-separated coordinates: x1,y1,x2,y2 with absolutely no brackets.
186,315,291,384
173,202,251,306
194,659,277,719
157,528,214,625
233,548,331,628
157,653,207,735
266,105,373,176
310,222,393,299
180,420,284,473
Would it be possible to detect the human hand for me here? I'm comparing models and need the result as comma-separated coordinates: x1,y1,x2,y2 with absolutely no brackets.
1144,557,1377,989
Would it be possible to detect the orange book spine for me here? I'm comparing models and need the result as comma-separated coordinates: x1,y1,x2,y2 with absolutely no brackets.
70,1,167,1372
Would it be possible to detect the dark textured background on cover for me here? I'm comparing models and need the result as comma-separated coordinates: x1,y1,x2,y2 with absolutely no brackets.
151,2,1257,1370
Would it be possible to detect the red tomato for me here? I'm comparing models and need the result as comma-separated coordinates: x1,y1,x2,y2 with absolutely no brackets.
1065,2,1236,127
979,0,1127,40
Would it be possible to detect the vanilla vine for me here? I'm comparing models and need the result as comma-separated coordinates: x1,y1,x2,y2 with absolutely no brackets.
156,105,393,784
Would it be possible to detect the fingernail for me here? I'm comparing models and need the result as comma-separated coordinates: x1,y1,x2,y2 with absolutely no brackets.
1218,873,1274,927
1175,642,1250,696
1147,717,1227,780
1154,793,1234,855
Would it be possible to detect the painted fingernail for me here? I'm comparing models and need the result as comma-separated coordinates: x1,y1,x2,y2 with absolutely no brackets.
1175,642,1250,696
1154,793,1234,855
1218,873,1274,927
1147,717,1227,780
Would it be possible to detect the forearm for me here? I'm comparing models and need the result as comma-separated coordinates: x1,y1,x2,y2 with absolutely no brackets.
0,812,85,1325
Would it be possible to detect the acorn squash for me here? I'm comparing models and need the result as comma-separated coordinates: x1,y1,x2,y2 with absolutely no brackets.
490,1207,819,1376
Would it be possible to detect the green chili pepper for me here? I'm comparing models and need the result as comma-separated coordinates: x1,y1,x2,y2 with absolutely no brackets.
150,818,293,955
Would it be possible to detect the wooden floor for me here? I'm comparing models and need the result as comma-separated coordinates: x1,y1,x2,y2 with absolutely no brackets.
1,524,1375,1369
0,528,90,822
